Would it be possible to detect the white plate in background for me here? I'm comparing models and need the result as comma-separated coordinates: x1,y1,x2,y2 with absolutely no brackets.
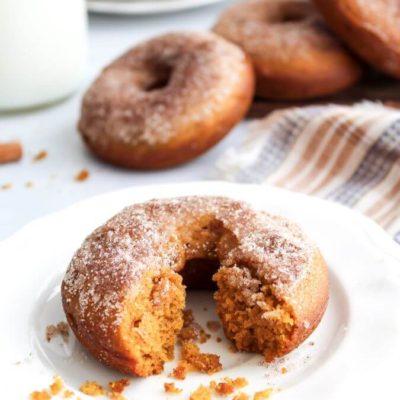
87,0,227,15
1,181,399,399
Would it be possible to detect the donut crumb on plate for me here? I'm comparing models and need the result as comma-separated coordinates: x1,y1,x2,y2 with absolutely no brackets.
29,376,65,400
206,320,221,332
178,309,210,344
108,379,130,394
233,394,249,400
79,381,104,396
189,385,212,400
171,342,222,379
164,382,182,394
253,388,273,399
46,321,69,343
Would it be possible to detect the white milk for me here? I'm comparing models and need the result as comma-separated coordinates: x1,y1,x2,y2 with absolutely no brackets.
0,0,87,111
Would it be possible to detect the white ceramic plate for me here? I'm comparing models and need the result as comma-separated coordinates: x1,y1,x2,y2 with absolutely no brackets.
87,0,226,15
1,181,400,399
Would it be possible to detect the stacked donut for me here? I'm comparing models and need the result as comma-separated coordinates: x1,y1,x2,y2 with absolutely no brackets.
78,0,400,169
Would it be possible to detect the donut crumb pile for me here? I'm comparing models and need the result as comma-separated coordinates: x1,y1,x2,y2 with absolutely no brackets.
45,321,69,343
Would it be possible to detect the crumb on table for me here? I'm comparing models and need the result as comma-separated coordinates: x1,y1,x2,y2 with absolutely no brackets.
75,169,90,182
0,141,23,164
33,150,48,162
1,182,13,190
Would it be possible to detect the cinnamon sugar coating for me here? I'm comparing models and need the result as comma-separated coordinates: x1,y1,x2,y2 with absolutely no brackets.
62,196,328,376
78,32,254,169
313,0,400,78
213,0,361,99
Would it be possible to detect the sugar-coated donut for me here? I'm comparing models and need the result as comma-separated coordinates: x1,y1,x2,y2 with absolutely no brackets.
78,32,254,169
62,196,329,377
213,0,361,99
313,0,400,78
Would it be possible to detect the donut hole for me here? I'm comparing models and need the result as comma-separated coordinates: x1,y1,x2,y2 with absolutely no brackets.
180,258,219,291
277,4,310,23
142,65,173,92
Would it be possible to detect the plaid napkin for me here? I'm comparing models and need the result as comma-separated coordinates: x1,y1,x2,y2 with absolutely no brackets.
216,102,400,243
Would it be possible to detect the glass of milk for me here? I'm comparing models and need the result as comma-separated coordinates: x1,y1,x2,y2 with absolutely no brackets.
0,0,87,111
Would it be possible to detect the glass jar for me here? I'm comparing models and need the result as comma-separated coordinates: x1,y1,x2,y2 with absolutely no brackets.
0,0,88,111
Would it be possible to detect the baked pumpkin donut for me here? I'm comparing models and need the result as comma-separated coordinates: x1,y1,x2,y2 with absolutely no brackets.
313,0,400,78
62,196,329,377
213,0,361,99
78,32,254,169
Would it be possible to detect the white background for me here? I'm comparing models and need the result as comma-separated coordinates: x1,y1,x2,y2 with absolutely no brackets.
0,1,252,240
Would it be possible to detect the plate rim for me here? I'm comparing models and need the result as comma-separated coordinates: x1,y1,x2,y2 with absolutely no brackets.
87,0,227,15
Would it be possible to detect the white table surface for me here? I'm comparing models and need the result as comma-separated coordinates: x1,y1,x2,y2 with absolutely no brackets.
0,1,251,240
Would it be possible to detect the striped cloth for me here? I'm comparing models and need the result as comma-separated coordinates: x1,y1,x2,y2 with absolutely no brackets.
216,103,400,243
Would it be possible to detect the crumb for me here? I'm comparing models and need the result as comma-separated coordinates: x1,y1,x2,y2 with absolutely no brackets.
309,341,315,346
203,307,208,311
281,367,288,374
253,389,273,400
164,382,182,394
231,378,248,389
46,322,69,343
108,393,127,400
211,377,248,396
108,379,129,394
233,394,249,400
190,385,212,400
75,169,89,182
33,150,48,162
216,337,222,343
181,342,222,375
62,390,74,398
50,376,63,395
206,320,221,332
0,141,23,164
2,182,12,190
214,382,234,396
170,360,191,380
232,393,249,400
178,309,209,344
229,345,238,353
79,381,104,396
25,181,33,188
29,390,51,400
